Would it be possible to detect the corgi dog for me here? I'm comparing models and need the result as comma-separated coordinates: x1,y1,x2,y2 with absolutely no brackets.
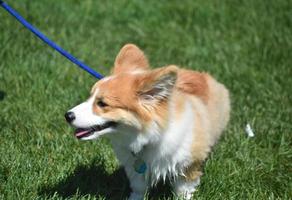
65,44,230,200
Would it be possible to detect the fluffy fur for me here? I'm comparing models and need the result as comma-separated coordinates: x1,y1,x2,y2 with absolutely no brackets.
66,44,230,200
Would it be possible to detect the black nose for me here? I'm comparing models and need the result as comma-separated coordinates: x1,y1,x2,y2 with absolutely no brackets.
65,111,75,123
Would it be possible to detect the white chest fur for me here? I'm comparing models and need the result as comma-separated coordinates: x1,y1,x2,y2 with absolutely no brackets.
109,99,195,185
143,100,194,184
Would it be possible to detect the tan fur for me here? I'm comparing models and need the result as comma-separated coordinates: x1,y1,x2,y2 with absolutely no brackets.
173,74,230,182
184,161,203,181
91,74,153,129
92,44,230,184
91,66,180,130
113,44,149,74
177,69,210,103
176,74,230,182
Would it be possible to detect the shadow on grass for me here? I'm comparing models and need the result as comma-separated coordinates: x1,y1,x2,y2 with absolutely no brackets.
0,90,6,101
38,163,130,200
38,161,173,200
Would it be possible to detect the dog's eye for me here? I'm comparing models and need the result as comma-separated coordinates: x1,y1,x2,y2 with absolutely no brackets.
97,100,108,108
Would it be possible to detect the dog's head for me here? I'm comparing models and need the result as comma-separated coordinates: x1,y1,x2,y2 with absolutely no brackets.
65,44,178,140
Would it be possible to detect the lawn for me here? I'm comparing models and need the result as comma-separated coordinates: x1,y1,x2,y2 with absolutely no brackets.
0,0,291,199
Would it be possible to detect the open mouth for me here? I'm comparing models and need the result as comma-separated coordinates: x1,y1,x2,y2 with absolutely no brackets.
74,121,117,139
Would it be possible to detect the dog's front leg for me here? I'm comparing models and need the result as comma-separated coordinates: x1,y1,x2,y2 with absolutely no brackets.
124,165,147,200
111,140,148,199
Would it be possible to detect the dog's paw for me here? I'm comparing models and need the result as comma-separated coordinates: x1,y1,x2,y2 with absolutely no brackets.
174,177,200,200
175,190,194,200
128,192,144,200
182,191,193,200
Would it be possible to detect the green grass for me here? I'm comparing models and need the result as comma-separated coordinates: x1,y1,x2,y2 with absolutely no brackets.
0,0,291,199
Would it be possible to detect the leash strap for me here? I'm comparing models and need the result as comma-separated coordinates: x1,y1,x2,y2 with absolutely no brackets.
0,1,104,79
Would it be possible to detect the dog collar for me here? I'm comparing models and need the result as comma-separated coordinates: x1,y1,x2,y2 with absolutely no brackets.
131,151,147,174
134,158,147,174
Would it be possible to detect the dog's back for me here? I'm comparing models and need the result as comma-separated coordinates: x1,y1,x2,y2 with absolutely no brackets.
177,69,230,145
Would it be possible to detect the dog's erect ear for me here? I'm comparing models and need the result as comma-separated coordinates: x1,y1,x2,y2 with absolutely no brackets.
138,66,178,102
113,44,149,74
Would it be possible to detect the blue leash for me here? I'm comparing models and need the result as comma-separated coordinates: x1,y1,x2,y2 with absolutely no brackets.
0,1,104,79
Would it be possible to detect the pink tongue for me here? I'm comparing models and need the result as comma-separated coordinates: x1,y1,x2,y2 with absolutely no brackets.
75,130,91,137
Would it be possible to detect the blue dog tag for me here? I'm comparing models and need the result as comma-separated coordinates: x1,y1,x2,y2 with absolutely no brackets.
134,158,147,174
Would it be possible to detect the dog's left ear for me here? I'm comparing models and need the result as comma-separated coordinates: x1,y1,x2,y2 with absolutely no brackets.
113,44,149,74
138,66,178,102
